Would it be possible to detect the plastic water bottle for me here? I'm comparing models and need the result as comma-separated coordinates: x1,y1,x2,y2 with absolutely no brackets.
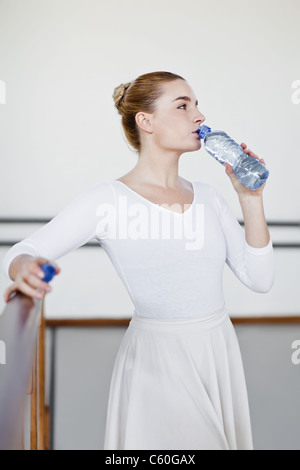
197,125,269,190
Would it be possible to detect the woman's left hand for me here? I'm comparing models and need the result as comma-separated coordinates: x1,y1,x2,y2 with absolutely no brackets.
225,143,266,197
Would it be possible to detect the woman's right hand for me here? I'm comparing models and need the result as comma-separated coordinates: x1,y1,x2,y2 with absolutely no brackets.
4,256,61,303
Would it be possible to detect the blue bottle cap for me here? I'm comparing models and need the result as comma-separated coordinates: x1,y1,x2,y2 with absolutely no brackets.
41,263,56,282
197,125,212,139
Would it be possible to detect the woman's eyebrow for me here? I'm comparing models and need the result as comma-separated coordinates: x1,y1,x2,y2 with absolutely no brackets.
172,96,198,106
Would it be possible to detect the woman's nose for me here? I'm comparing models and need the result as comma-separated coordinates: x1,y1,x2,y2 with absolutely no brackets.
194,110,206,125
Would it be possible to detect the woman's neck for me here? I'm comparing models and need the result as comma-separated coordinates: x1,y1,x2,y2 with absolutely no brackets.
133,148,182,189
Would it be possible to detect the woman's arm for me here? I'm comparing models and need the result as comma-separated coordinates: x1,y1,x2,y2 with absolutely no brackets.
217,143,275,293
2,180,114,302
238,193,270,248
225,142,270,248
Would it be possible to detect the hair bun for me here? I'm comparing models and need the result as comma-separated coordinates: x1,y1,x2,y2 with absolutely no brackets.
113,82,131,114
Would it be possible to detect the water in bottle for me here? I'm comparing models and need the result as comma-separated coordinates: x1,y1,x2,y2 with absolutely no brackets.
197,125,269,190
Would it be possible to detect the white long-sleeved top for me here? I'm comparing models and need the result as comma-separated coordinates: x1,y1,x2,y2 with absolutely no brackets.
2,180,275,318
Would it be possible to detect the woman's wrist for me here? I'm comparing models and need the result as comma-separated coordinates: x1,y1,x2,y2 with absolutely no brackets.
238,193,270,248
238,191,263,203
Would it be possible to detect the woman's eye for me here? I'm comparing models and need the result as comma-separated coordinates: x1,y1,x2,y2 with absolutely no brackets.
178,104,186,110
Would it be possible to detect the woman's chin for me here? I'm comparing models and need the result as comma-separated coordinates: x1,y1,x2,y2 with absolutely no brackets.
166,140,201,153
186,141,202,152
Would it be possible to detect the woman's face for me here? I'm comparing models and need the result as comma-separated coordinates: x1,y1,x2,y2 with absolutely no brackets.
147,79,206,153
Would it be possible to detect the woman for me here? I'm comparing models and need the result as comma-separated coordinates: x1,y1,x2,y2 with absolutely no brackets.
2,71,275,450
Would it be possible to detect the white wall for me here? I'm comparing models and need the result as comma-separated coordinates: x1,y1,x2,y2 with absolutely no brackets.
0,0,299,318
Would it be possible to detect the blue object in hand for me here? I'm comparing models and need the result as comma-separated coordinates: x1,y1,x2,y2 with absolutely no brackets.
41,263,56,282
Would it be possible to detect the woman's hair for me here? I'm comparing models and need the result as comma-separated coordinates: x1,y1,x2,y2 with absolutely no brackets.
113,71,185,152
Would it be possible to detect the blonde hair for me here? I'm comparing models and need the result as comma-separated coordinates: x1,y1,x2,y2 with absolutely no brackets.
113,71,185,152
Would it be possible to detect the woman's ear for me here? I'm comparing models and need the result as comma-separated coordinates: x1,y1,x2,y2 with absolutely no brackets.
135,112,153,134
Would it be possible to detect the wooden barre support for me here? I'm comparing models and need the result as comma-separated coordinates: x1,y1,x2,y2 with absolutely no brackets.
38,303,47,450
45,315,300,327
30,299,48,450
30,346,37,450
0,292,44,450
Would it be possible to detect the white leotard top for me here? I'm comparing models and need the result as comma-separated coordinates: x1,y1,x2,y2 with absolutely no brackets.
2,180,275,318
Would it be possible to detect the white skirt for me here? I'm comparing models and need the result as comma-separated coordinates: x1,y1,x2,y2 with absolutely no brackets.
103,305,253,450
